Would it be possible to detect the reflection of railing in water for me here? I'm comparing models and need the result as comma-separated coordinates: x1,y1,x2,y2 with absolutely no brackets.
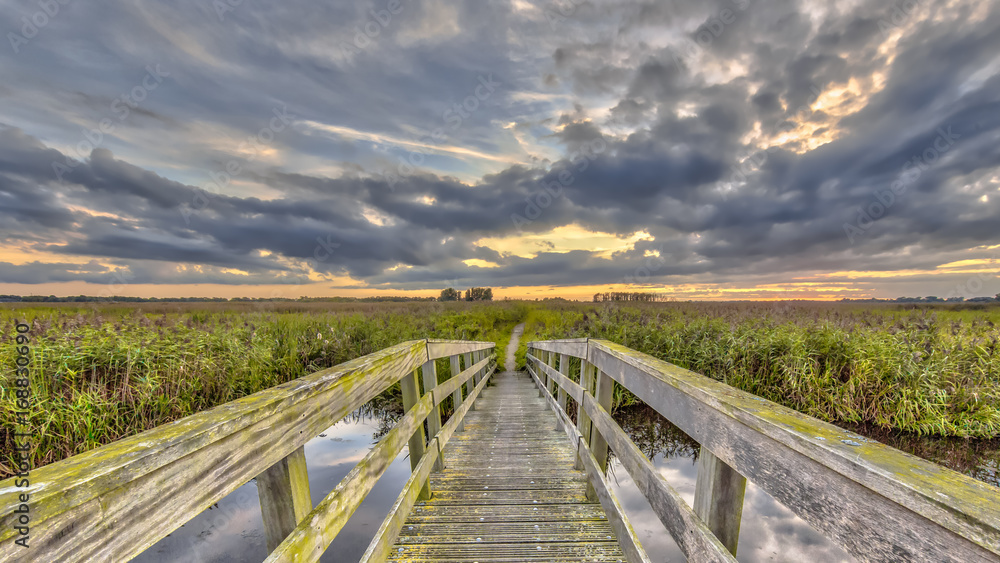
0,339,497,563
348,395,404,442
613,397,1000,491
527,338,1000,562
613,404,701,464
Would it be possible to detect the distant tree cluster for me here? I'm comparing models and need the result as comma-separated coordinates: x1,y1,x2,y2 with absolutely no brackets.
464,287,493,301
437,287,493,301
438,288,461,301
593,292,670,302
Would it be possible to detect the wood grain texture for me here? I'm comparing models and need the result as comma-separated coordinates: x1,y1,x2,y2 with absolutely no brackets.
526,364,652,563
0,340,428,562
262,393,435,562
577,360,595,449
527,353,584,402
364,365,495,562
421,360,444,472
391,371,629,563
449,355,465,433
462,352,475,411
591,369,614,474
693,448,746,556
529,339,589,358
583,339,1000,562
426,340,493,360
581,394,736,562
400,369,431,501
257,446,313,553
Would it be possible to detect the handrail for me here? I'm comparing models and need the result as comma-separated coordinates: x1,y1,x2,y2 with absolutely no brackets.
527,339,1000,562
0,339,496,562
359,356,495,563
525,359,655,563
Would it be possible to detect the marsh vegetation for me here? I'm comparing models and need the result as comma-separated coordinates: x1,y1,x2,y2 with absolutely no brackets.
2,299,998,484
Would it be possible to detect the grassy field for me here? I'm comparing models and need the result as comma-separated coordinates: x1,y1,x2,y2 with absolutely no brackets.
2,299,999,479
0,300,526,479
518,301,1000,438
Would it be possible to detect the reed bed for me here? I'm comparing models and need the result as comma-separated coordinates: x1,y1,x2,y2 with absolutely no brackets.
0,301,526,478
519,301,1000,439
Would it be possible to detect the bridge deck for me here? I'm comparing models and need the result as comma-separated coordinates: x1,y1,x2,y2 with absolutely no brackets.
389,370,626,562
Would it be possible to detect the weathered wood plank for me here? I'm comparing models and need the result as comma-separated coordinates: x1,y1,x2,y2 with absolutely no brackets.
0,340,428,562
435,365,495,449
586,339,1000,562
257,446,313,553
527,353,584,402
360,438,441,563
462,352,475,411
388,542,626,562
426,339,494,360
434,356,490,407
392,370,629,562
557,353,570,416
577,360,595,449
693,448,746,556
402,503,612,523
363,363,496,562
421,360,444,471
262,393,435,562
575,437,653,563
591,368,613,474
582,394,736,562
394,520,616,543
449,355,464,433
400,369,431,501
529,339,589,358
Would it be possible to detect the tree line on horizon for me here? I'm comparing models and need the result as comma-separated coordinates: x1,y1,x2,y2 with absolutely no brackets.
438,287,493,301
593,292,672,302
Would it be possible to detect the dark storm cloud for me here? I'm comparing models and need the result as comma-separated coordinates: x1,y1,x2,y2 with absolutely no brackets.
0,0,998,293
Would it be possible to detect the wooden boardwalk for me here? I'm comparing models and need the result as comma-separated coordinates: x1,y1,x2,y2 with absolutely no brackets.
389,370,626,562
6,337,997,562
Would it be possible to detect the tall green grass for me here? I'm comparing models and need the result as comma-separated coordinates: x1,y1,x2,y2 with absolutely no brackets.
4,299,998,479
0,301,527,478
521,301,1000,438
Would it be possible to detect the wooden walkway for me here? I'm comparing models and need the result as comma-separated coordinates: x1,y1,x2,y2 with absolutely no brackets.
389,370,626,562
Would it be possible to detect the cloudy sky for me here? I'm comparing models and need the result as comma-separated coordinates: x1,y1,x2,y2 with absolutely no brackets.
1,0,998,300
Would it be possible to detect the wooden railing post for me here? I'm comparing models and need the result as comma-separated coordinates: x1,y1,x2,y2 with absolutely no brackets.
577,359,595,445
557,353,569,412
474,350,483,384
463,352,475,410
532,347,544,397
421,360,445,471
553,353,568,431
591,369,613,472
400,369,431,500
256,446,312,553
542,351,552,394
694,448,746,556
449,354,464,432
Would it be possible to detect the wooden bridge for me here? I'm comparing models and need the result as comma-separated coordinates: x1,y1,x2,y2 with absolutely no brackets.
2,338,999,562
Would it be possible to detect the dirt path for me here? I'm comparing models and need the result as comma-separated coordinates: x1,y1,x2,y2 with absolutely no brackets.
504,323,525,371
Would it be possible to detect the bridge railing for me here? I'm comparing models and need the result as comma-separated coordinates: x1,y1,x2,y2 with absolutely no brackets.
0,339,497,563
527,338,1000,563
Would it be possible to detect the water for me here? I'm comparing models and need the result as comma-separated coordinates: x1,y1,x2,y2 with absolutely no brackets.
607,405,855,562
134,403,411,563
134,399,998,562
